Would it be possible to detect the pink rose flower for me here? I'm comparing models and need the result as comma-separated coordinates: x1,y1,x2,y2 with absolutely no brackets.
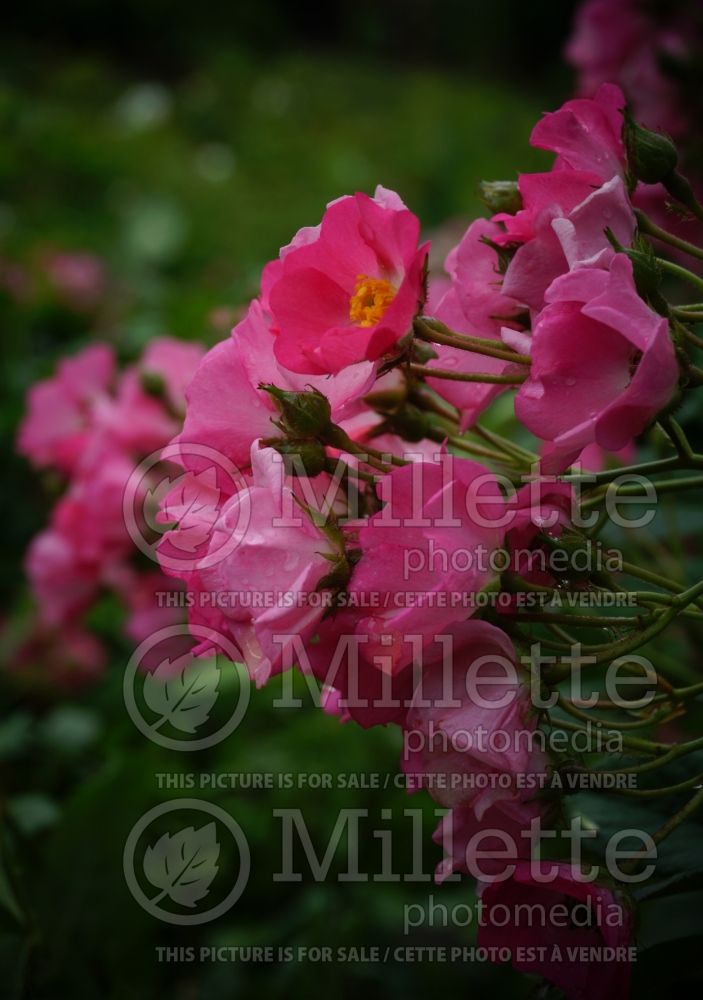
52,444,138,564
172,299,374,480
425,219,527,426
139,337,206,416
506,479,573,555
25,527,101,627
303,622,446,730
17,344,115,474
97,337,205,456
530,83,627,183
496,172,635,311
433,797,546,883
402,621,546,809
268,185,428,374
348,457,506,673
478,861,633,1000
577,440,636,472
191,444,340,686
25,439,146,627
504,479,574,586
515,255,679,471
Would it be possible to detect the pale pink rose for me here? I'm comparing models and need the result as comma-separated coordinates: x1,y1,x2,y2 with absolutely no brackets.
402,621,546,810
479,862,633,1000
194,444,338,686
122,570,185,641
268,185,428,374
17,344,115,474
155,466,238,653
424,219,527,427
26,440,144,627
172,299,374,480
515,255,679,472
348,458,506,673
496,173,635,311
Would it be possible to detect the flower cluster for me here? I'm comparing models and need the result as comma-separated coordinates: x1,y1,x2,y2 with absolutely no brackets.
145,84,703,997
16,337,204,685
15,73,703,998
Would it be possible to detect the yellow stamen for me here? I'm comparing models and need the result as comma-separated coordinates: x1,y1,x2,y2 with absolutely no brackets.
349,274,396,328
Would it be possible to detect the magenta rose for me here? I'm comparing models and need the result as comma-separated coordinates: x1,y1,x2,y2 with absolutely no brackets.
478,861,633,1000
515,254,679,471
424,218,527,426
268,185,428,374
348,457,506,672
402,621,546,810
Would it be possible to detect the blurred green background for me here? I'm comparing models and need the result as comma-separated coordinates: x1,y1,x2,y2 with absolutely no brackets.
4,2,701,998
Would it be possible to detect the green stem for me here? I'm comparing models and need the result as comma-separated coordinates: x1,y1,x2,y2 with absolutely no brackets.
327,428,408,470
590,578,703,664
508,611,645,627
620,560,703,611
581,475,703,508
548,710,669,755
414,318,531,366
444,434,516,465
635,209,703,261
651,786,703,845
563,456,685,486
600,735,703,775
408,363,528,385
658,257,703,296
674,310,703,330
472,423,539,464
557,695,672,731
607,773,703,799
